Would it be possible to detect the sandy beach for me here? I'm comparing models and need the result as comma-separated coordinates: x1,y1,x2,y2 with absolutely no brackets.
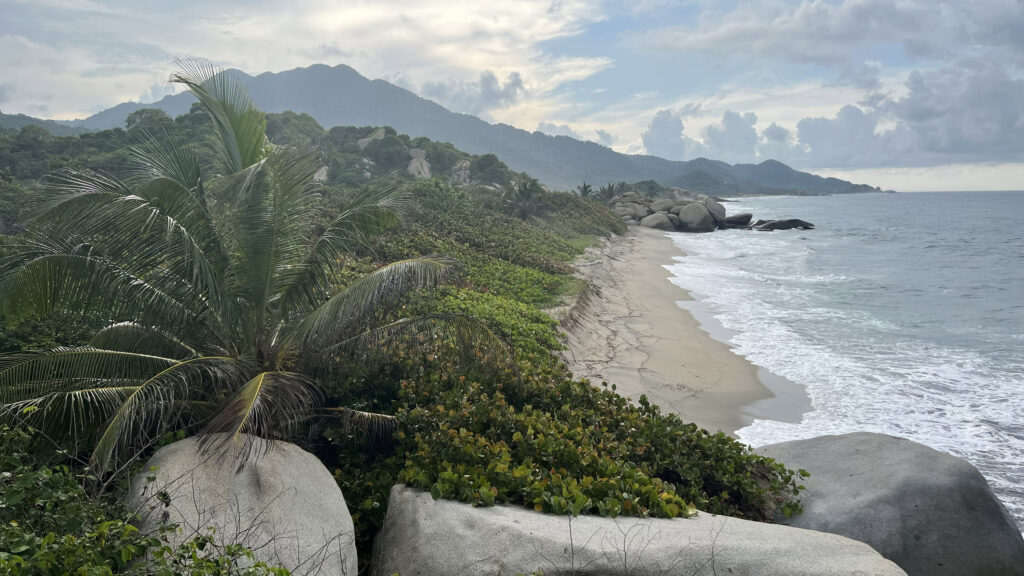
560,227,808,436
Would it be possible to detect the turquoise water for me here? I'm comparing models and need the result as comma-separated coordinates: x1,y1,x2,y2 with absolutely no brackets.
664,191,1024,530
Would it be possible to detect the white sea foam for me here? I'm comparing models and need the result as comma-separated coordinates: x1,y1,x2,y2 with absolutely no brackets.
664,222,1024,530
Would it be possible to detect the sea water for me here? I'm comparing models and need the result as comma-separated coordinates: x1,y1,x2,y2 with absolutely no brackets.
663,191,1024,530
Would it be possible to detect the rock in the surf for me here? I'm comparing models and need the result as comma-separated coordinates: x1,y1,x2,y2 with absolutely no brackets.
756,219,814,231
725,212,753,226
704,198,727,226
675,203,716,232
760,432,1024,576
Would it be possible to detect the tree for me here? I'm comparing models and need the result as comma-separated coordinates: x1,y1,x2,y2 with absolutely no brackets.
576,182,592,198
504,174,543,220
0,60,494,473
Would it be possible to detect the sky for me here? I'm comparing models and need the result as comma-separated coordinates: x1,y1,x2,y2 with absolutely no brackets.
1,0,1022,191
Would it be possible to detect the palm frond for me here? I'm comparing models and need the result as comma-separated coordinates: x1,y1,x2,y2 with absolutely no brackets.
0,236,205,336
289,256,460,349
230,145,320,319
90,322,198,359
0,347,177,401
199,371,320,459
170,58,267,173
90,355,251,472
1,382,140,441
321,406,398,441
278,181,410,315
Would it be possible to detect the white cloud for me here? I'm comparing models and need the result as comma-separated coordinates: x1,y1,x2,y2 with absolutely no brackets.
704,110,758,163
634,0,1024,66
595,129,616,145
422,71,525,118
0,0,608,119
640,109,707,160
536,121,581,139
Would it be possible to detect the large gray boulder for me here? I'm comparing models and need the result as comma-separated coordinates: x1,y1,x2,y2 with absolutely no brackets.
650,198,675,212
372,486,905,576
406,148,431,178
613,203,649,220
640,213,675,231
760,433,1024,576
129,436,357,576
704,198,727,226
725,212,753,226
675,203,716,232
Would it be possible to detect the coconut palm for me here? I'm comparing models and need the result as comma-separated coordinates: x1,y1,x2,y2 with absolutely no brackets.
504,174,543,220
0,60,492,473
576,182,592,198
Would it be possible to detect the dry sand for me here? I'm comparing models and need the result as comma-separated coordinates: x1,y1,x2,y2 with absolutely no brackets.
560,227,807,436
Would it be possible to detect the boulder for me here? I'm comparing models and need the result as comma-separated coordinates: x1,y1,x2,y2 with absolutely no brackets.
640,213,674,231
725,212,753,226
650,198,675,212
372,486,905,576
756,219,815,231
613,202,649,220
669,202,696,215
357,127,386,150
675,203,716,232
451,159,471,184
667,213,680,228
704,198,727,226
760,433,1024,576
752,219,772,227
129,436,357,576
407,148,431,179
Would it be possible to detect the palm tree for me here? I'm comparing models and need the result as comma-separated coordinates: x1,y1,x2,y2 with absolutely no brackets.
0,61,491,473
504,174,543,220
576,182,592,198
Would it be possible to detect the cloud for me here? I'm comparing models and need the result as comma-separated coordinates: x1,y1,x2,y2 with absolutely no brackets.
0,82,12,105
758,122,799,162
792,58,1024,168
640,109,707,160
595,129,616,145
0,0,607,119
422,70,525,117
634,0,1024,66
703,110,758,163
536,121,580,139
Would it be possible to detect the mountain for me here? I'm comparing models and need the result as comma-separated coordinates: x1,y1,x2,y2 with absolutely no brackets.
30,64,878,194
0,111,85,137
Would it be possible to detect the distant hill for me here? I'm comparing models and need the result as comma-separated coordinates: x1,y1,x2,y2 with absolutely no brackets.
16,64,878,195
0,111,85,137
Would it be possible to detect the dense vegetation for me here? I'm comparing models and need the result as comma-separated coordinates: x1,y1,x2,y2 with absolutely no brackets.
0,65,803,573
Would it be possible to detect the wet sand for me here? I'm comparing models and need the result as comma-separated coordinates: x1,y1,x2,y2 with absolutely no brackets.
560,227,808,436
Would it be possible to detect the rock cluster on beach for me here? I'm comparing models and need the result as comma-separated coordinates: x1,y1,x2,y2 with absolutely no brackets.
610,188,814,232
129,434,1024,576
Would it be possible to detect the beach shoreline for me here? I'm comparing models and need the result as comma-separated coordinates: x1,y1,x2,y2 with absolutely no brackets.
559,227,808,436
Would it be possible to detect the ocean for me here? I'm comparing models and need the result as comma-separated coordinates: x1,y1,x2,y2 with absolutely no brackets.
662,191,1024,531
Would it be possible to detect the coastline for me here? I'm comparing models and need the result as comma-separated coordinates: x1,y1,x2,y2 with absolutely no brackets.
559,227,808,436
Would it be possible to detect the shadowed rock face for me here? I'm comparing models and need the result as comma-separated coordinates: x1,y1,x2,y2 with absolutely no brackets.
760,433,1024,576
372,486,906,576
128,435,358,576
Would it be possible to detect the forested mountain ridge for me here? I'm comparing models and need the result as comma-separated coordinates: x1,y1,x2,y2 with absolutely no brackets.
0,64,879,194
